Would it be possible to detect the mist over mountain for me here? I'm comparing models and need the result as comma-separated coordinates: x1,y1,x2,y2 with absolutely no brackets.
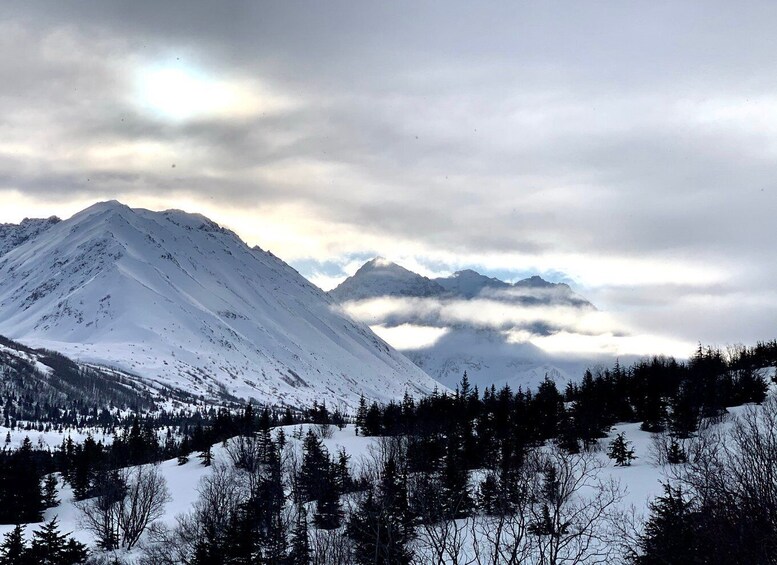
0,201,440,409
332,258,601,390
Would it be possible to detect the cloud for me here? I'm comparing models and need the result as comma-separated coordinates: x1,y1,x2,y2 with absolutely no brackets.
370,324,450,351
342,295,611,336
342,294,698,359
2,2,777,354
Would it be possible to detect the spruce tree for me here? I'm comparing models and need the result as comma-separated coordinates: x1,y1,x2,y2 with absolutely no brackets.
287,505,310,565
441,432,472,518
348,455,413,565
355,394,367,436
314,466,342,530
666,437,687,464
43,474,59,508
635,483,698,565
0,525,27,565
29,517,88,565
607,432,636,466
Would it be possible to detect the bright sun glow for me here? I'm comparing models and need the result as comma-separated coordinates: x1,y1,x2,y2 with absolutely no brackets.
133,65,285,121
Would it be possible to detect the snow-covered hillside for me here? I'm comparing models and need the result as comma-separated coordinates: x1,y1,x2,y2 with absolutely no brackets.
331,258,597,391
0,202,440,409
404,328,585,392
0,216,60,257
330,258,446,302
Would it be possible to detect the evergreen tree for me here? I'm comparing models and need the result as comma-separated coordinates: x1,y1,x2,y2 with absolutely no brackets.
607,432,636,466
313,466,342,530
29,517,88,565
635,484,698,565
43,474,59,508
440,432,473,518
347,457,413,565
666,437,687,464
287,505,310,565
355,394,368,436
0,525,28,565
298,429,329,502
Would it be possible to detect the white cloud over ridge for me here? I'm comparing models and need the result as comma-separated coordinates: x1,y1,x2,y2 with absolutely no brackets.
2,2,777,354
341,295,697,359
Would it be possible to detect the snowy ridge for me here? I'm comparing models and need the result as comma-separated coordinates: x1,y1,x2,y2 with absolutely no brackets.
332,258,596,391
0,216,60,257
329,257,446,302
0,202,440,409
404,328,585,392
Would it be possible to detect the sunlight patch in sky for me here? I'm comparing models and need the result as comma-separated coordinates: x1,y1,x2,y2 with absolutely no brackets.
133,63,287,122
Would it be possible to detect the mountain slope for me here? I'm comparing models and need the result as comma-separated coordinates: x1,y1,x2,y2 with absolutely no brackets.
0,216,60,257
329,258,446,302
333,258,596,390
434,269,509,298
0,202,440,409
0,334,157,414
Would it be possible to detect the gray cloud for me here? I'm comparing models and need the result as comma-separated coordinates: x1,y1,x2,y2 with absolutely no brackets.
2,1,777,351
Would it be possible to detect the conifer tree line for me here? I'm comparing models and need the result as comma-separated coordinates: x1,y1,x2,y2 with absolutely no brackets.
0,405,302,527
0,518,88,565
1,338,776,563
355,343,771,450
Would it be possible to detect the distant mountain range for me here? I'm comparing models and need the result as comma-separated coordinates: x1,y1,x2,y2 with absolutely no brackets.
331,258,596,391
0,201,440,409
331,257,592,309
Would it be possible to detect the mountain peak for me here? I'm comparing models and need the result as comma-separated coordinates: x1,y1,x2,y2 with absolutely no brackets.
0,215,61,258
0,202,440,408
331,259,445,301
436,269,509,298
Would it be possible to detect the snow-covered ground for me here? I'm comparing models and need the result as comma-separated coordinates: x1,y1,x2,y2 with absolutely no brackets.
4,410,755,563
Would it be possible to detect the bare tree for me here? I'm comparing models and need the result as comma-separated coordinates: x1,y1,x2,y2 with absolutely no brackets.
77,469,126,550
310,527,353,565
79,465,170,551
118,466,171,549
140,461,248,564
672,396,777,561
468,469,535,565
410,472,473,565
526,446,624,565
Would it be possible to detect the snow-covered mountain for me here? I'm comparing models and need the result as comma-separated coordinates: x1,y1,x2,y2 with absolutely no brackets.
329,258,446,301
0,202,440,409
0,216,60,257
331,259,593,308
404,328,584,392
434,269,509,298
332,258,596,391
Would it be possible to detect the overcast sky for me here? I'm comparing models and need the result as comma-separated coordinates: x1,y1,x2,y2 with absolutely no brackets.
2,1,776,357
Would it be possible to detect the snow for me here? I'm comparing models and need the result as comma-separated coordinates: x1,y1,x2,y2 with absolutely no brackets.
330,258,446,302
331,258,599,392
0,202,441,410
1,402,769,562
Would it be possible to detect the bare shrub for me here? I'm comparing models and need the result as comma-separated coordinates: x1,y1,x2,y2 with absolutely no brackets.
79,465,171,550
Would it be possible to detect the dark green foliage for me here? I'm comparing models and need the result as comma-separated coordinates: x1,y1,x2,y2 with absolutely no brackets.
0,525,27,565
347,456,413,565
0,437,44,523
666,437,687,464
607,432,636,466
634,484,698,565
287,505,310,565
441,431,473,518
0,518,88,565
43,474,59,508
